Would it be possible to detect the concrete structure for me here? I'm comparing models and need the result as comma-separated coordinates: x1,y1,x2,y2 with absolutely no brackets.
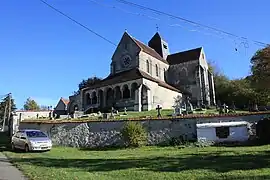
196,121,249,143
12,110,52,134
54,97,69,117
18,113,269,148
68,31,216,114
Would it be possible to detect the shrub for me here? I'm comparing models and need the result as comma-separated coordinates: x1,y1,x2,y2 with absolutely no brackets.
120,121,147,147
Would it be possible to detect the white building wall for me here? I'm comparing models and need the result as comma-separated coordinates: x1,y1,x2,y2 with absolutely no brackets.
142,78,181,110
14,111,51,121
197,125,249,143
139,52,169,82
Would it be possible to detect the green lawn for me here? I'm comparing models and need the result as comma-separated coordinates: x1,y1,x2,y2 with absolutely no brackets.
25,109,251,121
4,145,270,180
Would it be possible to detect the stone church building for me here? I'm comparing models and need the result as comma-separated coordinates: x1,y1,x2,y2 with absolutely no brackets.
68,31,215,113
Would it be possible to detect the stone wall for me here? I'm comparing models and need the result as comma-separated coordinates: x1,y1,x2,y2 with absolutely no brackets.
19,113,270,148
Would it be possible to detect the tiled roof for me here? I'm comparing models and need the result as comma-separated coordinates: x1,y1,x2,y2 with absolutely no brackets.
82,68,180,92
167,47,202,65
132,38,169,64
61,98,70,105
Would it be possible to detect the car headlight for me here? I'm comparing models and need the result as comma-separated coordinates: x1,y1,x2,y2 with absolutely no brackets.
31,141,37,145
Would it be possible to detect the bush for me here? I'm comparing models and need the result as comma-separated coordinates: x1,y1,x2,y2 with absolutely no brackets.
120,121,147,147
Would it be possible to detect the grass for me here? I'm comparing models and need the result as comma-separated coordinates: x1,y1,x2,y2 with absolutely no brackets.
4,145,270,180
25,109,252,121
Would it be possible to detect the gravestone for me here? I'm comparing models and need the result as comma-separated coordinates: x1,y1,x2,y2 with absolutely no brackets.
156,104,162,117
174,105,181,116
103,113,109,119
123,107,127,115
186,97,194,114
110,107,115,118
219,103,225,114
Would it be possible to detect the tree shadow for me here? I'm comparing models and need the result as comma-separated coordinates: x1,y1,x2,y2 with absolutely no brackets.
8,151,270,174
79,146,127,151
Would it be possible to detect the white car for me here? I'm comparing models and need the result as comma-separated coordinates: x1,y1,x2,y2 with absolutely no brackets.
11,129,52,152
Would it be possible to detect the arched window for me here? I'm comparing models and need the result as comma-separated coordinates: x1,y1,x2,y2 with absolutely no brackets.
146,60,150,73
155,64,159,77
164,68,166,80
122,85,131,99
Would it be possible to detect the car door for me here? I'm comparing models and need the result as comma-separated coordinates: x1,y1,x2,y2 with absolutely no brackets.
18,132,28,149
12,132,21,149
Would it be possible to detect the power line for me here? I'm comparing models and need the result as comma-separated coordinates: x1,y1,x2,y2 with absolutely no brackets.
37,0,170,72
86,0,264,54
38,0,117,46
114,0,269,47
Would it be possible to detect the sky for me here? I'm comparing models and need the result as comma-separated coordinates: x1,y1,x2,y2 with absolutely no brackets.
0,0,269,109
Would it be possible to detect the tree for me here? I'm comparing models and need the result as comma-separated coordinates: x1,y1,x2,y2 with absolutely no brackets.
208,61,266,108
74,76,103,95
250,45,270,91
0,95,16,126
23,98,40,111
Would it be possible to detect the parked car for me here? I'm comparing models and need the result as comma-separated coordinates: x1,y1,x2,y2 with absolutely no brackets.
11,129,52,152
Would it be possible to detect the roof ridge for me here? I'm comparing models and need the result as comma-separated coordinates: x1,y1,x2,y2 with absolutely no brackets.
170,47,202,56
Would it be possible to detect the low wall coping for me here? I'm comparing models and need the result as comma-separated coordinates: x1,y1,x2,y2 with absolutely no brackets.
19,111,270,124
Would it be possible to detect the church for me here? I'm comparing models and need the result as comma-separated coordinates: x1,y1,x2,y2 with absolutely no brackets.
67,31,216,114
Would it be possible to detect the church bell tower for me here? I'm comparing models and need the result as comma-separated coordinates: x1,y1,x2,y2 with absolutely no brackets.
148,32,170,60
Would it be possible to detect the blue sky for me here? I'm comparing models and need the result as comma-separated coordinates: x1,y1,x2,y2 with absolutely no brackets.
0,0,269,109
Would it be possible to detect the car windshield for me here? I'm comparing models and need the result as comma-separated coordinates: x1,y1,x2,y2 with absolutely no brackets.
26,131,47,138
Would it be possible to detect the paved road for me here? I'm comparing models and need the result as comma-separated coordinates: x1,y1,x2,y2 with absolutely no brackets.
0,152,27,180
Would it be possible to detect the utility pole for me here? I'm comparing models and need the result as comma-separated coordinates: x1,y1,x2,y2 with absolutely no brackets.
7,93,12,137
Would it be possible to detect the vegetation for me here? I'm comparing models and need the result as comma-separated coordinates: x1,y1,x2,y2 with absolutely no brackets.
250,45,270,91
23,98,40,111
209,45,270,109
0,95,16,127
120,121,147,147
4,145,270,180
74,76,103,95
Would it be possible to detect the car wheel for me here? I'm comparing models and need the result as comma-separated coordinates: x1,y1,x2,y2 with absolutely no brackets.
25,144,30,153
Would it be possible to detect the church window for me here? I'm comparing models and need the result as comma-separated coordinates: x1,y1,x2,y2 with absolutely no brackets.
202,53,205,59
124,43,128,50
123,85,131,99
146,60,150,73
155,64,159,77
163,68,166,80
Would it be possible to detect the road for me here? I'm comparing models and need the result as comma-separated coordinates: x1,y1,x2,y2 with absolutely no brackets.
0,152,27,180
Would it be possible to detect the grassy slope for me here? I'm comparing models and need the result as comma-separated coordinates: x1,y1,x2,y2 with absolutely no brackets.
4,145,270,180
26,109,251,121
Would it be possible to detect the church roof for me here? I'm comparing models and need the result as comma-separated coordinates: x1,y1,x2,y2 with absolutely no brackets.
82,68,180,92
60,97,69,105
167,47,202,65
132,38,169,64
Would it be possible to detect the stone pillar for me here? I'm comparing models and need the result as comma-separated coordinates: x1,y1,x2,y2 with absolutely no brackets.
197,66,203,107
134,85,142,111
204,69,211,106
80,90,84,111
147,89,151,111
103,90,107,108
210,73,216,105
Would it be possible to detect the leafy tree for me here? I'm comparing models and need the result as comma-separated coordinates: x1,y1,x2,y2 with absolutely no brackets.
208,61,268,108
0,95,16,126
23,98,40,111
250,45,270,91
74,76,102,95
